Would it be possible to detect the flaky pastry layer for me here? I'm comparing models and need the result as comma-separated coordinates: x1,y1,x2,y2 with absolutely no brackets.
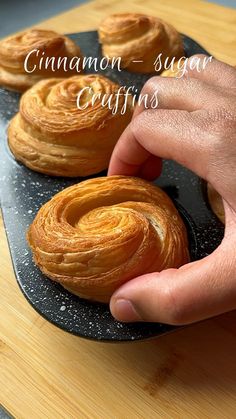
8,74,133,176
27,176,190,303
98,13,184,73
0,29,83,91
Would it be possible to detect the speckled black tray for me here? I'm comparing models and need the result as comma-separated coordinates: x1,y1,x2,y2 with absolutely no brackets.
0,31,224,342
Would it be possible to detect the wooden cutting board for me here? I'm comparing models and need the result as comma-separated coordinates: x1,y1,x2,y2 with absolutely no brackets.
1,0,236,417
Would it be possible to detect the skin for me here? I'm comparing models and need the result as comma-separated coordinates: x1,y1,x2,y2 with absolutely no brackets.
108,55,236,325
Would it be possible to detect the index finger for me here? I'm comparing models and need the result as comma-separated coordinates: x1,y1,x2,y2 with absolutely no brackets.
107,122,162,179
183,55,236,88
108,107,212,181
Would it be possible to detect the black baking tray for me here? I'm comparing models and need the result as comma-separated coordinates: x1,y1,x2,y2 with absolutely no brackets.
0,31,224,341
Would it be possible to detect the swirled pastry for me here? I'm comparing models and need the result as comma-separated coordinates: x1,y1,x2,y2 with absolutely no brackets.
207,183,225,224
0,29,83,92
8,74,133,177
27,176,190,303
98,13,183,73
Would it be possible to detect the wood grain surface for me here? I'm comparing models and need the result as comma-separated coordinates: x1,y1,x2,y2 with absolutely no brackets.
1,0,236,417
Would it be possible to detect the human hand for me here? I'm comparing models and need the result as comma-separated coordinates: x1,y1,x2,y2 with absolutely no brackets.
108,55,236,325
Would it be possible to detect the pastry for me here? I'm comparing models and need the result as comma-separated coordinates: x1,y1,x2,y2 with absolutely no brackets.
27,175,190,303
98,13,183,73
8,74,133,177
0,29,83,92
207,183,225,224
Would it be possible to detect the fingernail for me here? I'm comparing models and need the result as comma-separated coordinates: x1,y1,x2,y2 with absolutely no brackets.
111,298,142,322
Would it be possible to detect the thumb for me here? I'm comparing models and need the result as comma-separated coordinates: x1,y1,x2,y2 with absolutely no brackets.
109,239,236,325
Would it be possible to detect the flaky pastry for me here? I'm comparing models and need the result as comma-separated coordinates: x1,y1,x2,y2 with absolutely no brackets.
8,74,133,177
0,29,83,92
27,176,190,303
207,183,225,224
98,13,183,73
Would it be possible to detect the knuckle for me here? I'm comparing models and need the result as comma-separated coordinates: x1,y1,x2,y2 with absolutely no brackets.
188,53,209,63
158,280,189,325
142,76,161,95
206,106,236,139
186,54,211,71
129,112,149,139
129,117,140,138
129,117,144,146
185,77,204,92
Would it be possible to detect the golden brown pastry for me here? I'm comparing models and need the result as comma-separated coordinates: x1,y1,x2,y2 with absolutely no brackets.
0,29,83,92
98,13,183,73
8,74,133,177
27,176,190,303
207,183,225,224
